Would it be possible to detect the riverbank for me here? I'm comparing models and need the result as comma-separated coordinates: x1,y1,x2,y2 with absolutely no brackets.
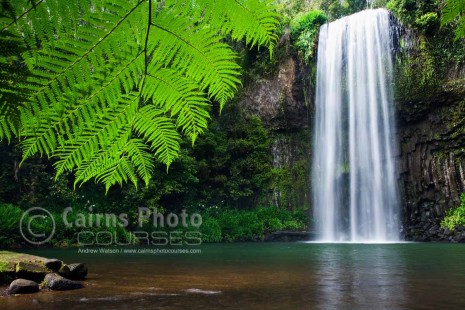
0,251,87,295
0,203,309,247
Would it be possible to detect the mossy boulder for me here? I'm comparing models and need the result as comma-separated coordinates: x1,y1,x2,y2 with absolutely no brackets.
15,261,51,282
0,251,52,284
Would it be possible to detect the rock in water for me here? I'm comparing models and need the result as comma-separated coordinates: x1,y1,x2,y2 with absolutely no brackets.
44,273,83,291
59,263,88,280
9,279,39,294
43,259,63,271
15,261,51,282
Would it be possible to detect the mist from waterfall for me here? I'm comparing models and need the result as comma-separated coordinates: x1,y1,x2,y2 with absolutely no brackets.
312,9,400,242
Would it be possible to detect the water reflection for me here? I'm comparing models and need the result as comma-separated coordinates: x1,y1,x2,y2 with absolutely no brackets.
315,245,406,309
2,244,465,309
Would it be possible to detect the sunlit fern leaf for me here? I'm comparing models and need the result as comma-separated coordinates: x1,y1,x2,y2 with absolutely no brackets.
149,7,241,108
165,0,280,53
0,0,280,189
98,156,138,193
74,131,132,188
133,105,181,168
126,138,155,187
53,93,139,178
142,67,211,142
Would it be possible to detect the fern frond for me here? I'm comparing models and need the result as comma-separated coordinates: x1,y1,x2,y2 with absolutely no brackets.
53,93,139,178
193,0,280,51
0,0,280,190
20,32,145,160
0,28,30,142
126,138,155,187
75,136,155,191
74,131,132,188
133,105,181,168
149,8,241,108
97,156,138,193
143,67,210,141
442,0,465,39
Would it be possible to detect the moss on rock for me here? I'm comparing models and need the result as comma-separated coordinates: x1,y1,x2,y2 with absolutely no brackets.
0,251,51,284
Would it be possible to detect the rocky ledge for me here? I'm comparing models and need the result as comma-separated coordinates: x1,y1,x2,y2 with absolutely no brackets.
405,222,465,243
0,251,88,295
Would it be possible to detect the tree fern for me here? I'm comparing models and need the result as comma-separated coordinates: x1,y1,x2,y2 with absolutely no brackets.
442,0,465,40
0,0,280,190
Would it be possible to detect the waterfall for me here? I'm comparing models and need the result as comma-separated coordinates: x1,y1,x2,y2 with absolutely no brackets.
312,9,400,242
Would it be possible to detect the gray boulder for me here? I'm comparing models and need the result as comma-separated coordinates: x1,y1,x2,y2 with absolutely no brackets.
43,258,63,271
9,279,39,294
59,263,88,280
44,273,83,291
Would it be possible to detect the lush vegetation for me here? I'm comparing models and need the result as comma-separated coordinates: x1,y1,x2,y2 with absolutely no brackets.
0,103,309,248
290,10,328,61
0,0,280,191
1,0,463,248
441,0,465,40
0,201,308,247
387,0,465,40
441,193,465,231
200,207,308,242
0,104,279,210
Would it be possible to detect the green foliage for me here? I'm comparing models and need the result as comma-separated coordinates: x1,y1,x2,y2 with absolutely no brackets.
441,0,465,40
0,0,280,191
319,0,367,20
199,206,309,242
0,203,23,247
0,106,278,214
386,0,440,32
198,217,222,243
192,106,274,208
389,0,465,102
0,30,28,143
441,193,465,230
52,209,135,247
0,202,135,248
416,12,439,33
290,10,327,61
275,0,317,21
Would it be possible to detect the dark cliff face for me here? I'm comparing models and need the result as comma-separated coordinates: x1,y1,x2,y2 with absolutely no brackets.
238,50,313,209
397,90,465,240
394,29,465,240
241,56,311,131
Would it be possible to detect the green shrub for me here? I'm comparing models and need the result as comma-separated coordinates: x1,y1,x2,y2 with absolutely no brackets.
290,10,327,62
386,0,440,32
198,206,308,242
199,217,222,243
0,203,23,248
415,12,439,34
0,204,136,248
52,210,136,246
441,193,465,230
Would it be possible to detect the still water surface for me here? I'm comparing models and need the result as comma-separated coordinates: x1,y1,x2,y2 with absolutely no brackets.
1,243,465,309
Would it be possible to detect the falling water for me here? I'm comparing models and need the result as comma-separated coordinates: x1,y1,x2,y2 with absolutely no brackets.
313,9,400,242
